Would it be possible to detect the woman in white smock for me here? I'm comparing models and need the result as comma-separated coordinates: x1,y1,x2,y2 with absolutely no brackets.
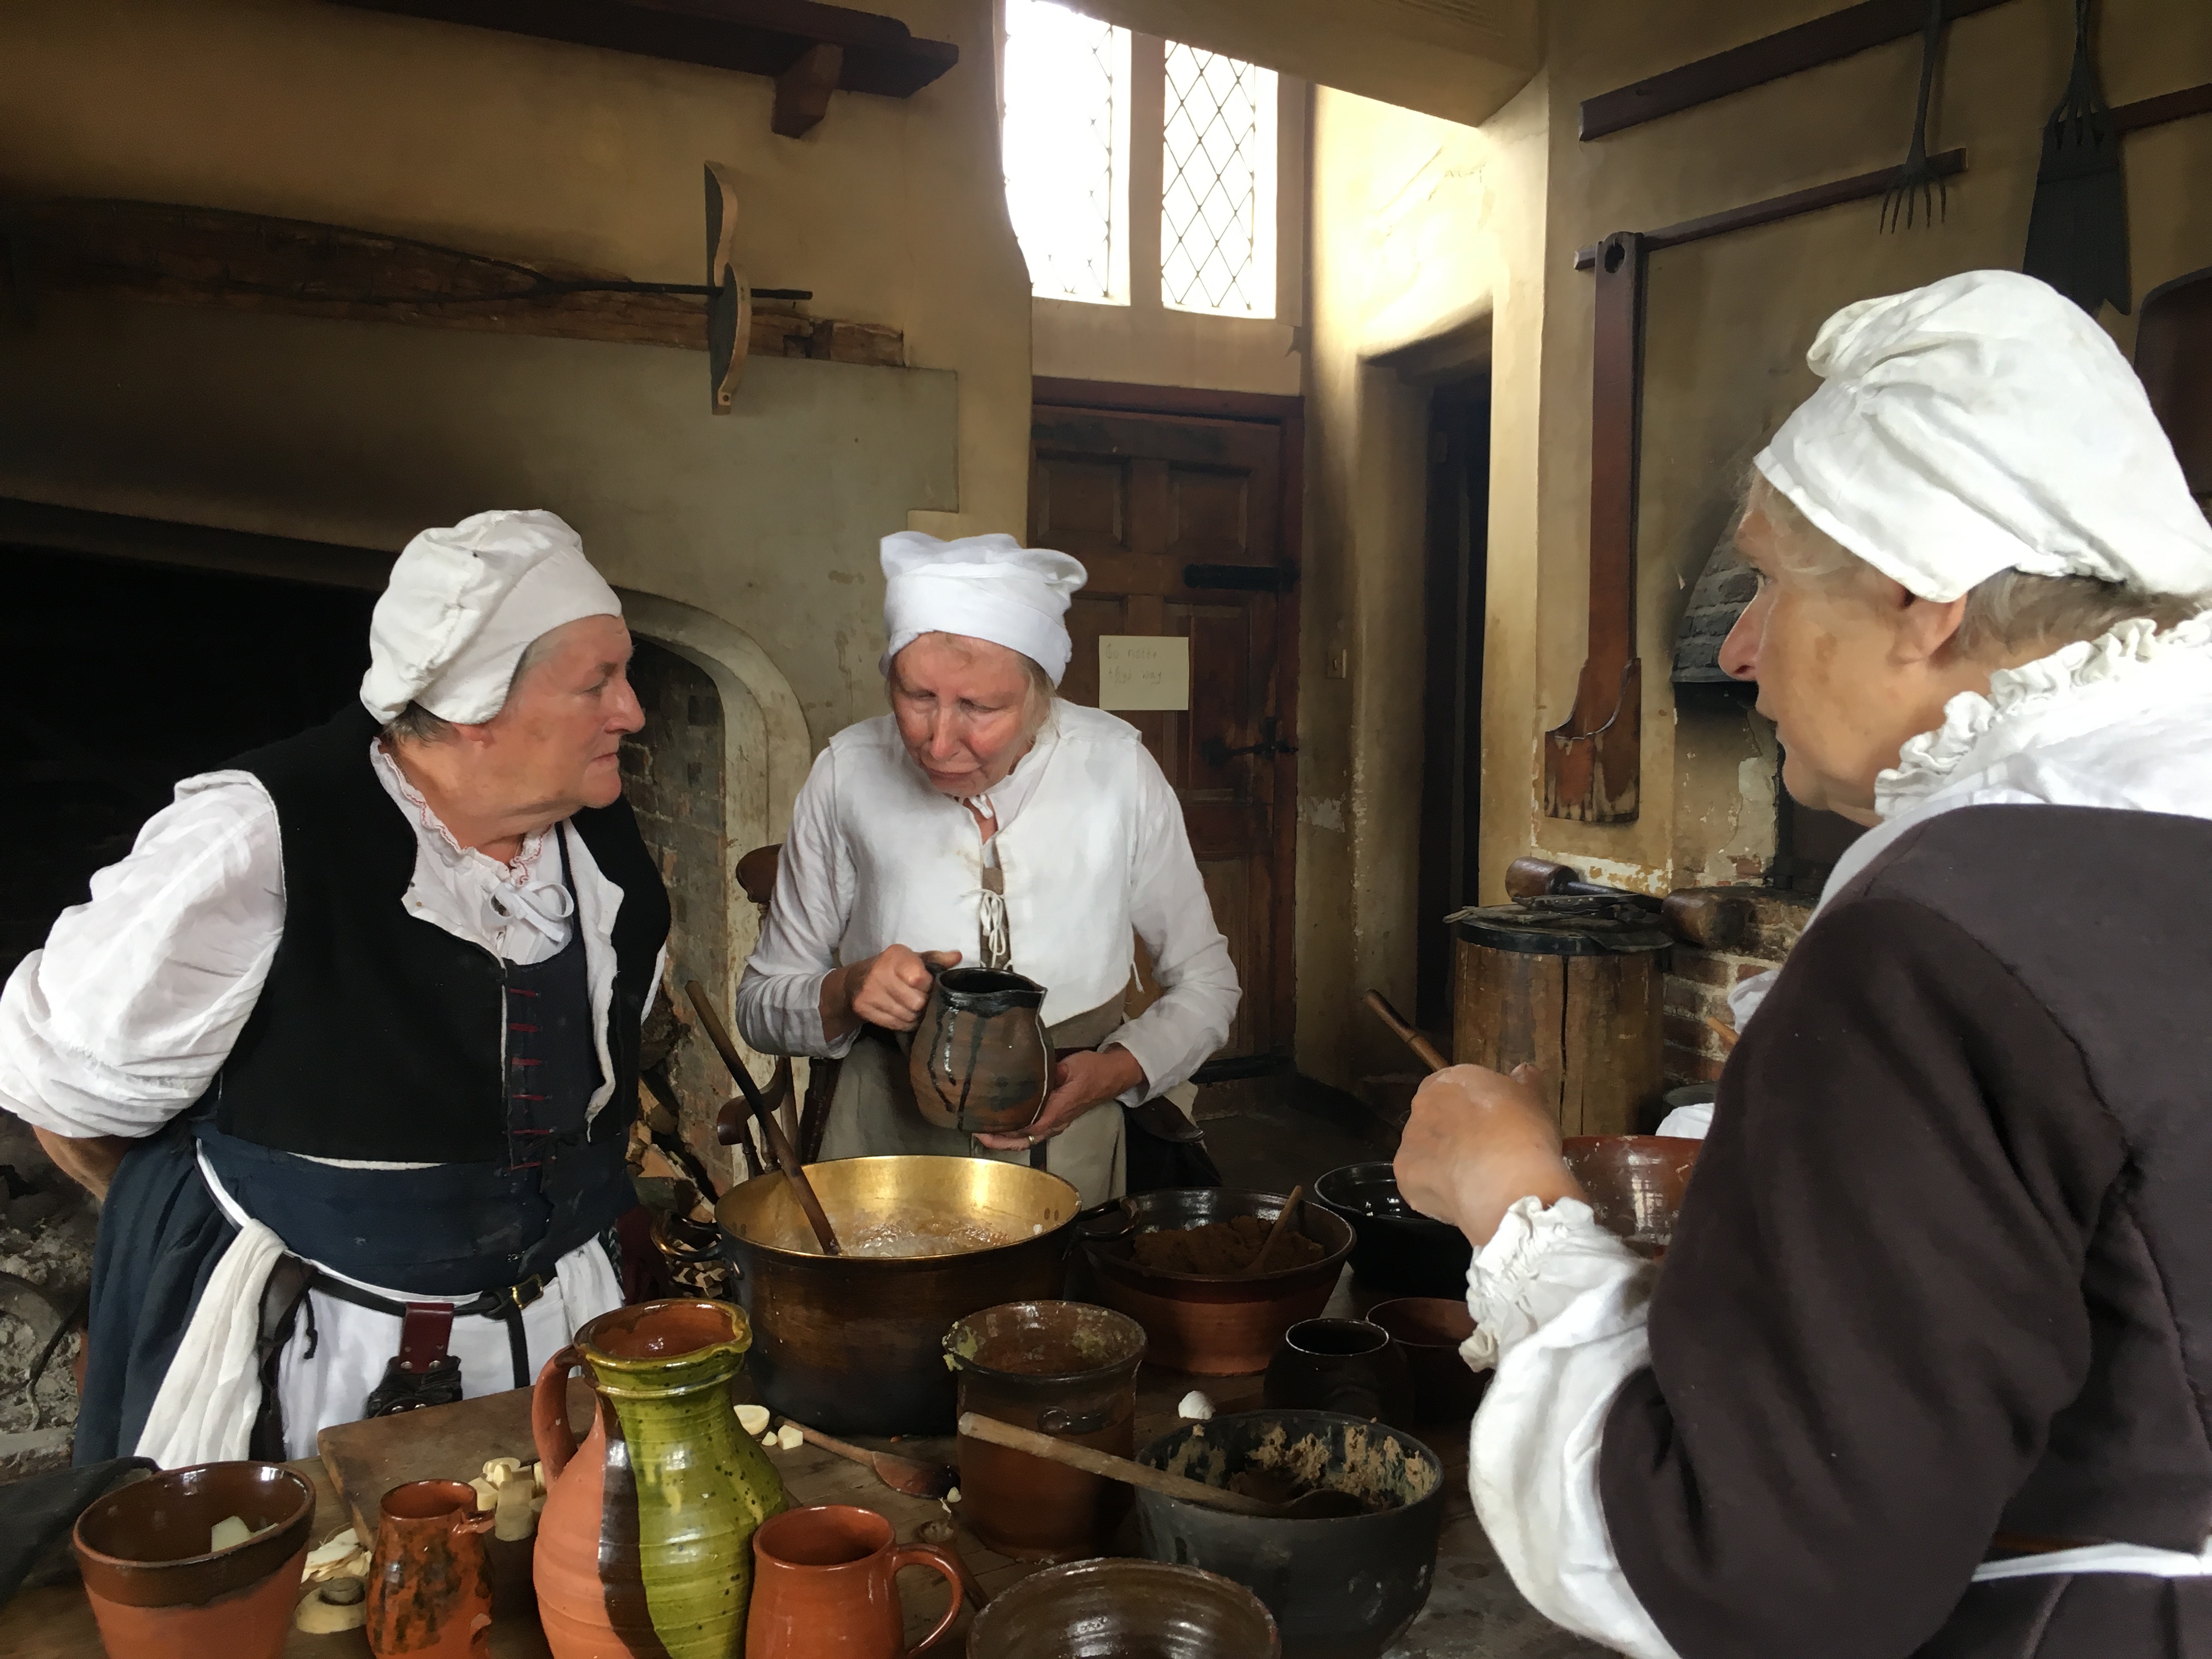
735,533,1241,1208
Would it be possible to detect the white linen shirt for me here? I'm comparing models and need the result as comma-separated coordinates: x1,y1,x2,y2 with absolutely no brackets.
0,741,650,1141
736,702,1239,1103
1468,614,2212,1656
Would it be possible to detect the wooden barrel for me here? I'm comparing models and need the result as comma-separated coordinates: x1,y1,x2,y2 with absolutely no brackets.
1450,906,1670,1137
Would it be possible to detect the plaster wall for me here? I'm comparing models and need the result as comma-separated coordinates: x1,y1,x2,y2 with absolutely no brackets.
1,0,1030,746
1299,0,2212,1086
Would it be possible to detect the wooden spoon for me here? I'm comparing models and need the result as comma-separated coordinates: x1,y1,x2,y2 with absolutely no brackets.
783,1419,957,1500
1244,1184,1305,1277
957,1414,1365,1520
685,981,842,1256
1362,991,1449,1074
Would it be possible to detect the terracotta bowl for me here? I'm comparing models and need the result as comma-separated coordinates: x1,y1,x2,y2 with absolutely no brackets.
967,1558,1280,1658
72,1461,315,1659
1560,1135,1703,1256
1079,1188,1356,1375
1366,1297,1487,1424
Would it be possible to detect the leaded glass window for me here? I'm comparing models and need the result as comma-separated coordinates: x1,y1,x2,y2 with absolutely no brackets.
1002,0,1130,306
1160,44,1276,318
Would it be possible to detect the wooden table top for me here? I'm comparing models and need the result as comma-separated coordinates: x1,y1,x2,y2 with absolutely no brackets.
0,1273,1576,1658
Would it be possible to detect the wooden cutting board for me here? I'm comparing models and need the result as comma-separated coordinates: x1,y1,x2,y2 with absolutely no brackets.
318,1379,594,1543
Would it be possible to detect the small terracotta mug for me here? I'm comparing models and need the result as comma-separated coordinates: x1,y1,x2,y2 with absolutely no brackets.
746,1505,964,1658
365,1479,495,1658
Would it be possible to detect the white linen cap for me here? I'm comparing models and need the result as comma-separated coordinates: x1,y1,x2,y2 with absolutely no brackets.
360,509,623,725
878,532,1088,685
1754,270,2212,603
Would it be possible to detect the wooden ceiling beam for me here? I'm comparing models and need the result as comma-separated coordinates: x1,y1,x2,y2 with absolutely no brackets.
328,0,957,131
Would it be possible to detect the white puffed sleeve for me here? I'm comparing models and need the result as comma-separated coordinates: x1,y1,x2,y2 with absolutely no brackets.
1465,1197,1679,1659
0,773,285,1139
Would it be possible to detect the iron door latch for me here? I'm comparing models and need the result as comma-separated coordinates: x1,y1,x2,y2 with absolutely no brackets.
1201,716,1299,767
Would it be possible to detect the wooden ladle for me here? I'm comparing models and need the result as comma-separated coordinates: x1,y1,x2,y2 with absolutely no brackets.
685,981,842,1256
957,1414,1366,1520
1362,991,1449,1074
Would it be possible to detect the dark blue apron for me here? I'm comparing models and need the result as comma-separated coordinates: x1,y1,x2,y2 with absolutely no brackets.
76,827,631,1463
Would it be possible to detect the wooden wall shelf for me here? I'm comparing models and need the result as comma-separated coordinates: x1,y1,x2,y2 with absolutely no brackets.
330,0,959,136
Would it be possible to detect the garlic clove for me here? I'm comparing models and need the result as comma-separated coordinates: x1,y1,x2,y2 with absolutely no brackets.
736,1404,771,1436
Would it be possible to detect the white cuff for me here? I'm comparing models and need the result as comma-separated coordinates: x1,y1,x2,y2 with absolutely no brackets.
1464,1195,1649,1369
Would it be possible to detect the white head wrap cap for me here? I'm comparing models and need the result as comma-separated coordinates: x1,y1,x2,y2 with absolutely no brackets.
360,509,622,724
1754,269,2212,602
878,532,1088,685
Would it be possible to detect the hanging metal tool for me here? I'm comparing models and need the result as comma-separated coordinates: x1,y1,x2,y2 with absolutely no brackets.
1881,0,1953,231
2023,0,2131,315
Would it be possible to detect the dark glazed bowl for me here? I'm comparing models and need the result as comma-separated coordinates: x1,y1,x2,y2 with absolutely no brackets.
1135,1410,1444,1659
967,1557,1282,1658
1313,1161,1474,1297
1560,1135,1702,1256
73,1462,314,1659
1079,1187,1355,1375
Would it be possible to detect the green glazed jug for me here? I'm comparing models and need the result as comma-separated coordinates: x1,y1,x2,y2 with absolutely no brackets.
532,1299,789,1658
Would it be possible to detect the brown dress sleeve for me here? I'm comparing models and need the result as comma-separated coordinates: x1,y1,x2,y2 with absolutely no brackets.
1598,895,2127,1659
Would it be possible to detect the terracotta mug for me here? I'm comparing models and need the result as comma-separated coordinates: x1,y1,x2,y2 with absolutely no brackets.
745,1505,964,1658
72,1461,314,1659
907,966,1053,1135
365,1479,495,1658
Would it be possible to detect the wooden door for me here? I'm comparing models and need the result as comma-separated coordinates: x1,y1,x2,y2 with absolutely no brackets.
1028,380,1302,1062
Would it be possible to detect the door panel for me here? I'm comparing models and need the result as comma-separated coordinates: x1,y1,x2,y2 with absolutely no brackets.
1031,398,1299,1060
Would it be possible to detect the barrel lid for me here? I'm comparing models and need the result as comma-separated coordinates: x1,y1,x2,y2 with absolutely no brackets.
1447,904,1673,956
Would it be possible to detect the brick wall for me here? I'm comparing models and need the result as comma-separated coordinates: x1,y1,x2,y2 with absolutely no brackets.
619,640,737,1187
1662,888,1814,1086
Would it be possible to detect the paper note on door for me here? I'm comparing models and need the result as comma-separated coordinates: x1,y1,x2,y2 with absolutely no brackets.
1098,636,1190,711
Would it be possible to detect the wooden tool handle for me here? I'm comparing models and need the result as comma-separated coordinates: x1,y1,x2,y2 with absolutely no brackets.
1246,1184,1305,1277
956,1413,1280,1517
685,980,842,1256
1362,991,1450,1074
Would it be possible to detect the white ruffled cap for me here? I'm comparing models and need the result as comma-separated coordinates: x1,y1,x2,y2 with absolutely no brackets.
878,532,1087,685
360,510,622,725
1755,270,2212,603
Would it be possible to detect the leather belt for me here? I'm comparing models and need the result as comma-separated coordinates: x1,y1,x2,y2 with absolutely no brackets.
280,1258,548,1417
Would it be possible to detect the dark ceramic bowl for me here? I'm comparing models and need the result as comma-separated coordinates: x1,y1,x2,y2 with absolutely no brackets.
1079,1188,1356,1375
1313,1162,1474,1297
1135,1409,1446,1659
73,1462,315,1659
968,1557,1281,1658
1366,1296,1487,1424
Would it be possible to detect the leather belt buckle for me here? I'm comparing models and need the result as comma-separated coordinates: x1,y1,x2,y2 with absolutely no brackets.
509,1274,546,1312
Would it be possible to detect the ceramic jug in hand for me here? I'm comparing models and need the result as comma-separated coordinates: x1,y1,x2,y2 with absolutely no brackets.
745,1505,966,1658
532,1299,789,1659
365,1480,494,1659
907,966,1053,1135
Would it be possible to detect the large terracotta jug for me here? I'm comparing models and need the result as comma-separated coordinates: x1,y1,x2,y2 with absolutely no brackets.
531,1299,789,1658
907,967,1053,1135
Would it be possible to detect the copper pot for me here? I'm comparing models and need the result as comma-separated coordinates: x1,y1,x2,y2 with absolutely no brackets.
907,967,1053,1135
718,1155,1084,1434
1079,1188,1355,1375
